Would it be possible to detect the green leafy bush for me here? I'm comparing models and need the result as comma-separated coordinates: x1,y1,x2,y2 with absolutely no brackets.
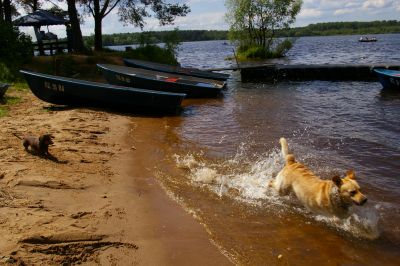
274,38,294,56
0,62,13,81
0,22,33,81
237,38,295,60
123,44,179,65
0,23,33,64
163,28,181,55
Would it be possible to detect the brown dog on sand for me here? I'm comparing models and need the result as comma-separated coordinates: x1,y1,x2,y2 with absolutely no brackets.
14,133,54,156
270,137,367,218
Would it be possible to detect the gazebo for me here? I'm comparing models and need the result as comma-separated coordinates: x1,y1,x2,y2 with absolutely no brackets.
13,10,71,55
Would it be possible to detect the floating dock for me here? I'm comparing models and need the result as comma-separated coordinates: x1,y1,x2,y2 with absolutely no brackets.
238,64,400,82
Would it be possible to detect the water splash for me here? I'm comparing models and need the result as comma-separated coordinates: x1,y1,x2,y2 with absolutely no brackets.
174,145,381,240
315,206,380,240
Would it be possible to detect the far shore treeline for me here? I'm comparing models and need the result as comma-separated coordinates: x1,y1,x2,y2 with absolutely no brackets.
91,20,400,47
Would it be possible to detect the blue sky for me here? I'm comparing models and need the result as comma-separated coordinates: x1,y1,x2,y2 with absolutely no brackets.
20,0,400,39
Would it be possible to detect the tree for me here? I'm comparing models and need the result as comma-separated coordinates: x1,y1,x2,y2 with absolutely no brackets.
17,0,40,11
3,0,12,22
226,0,301,55
80,0,190,51
66,0,85,53
0,1,4,21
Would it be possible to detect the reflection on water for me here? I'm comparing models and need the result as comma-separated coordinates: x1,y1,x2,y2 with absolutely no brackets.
130,35,400,264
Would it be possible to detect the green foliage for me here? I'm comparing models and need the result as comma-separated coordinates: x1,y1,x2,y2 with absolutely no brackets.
0,62,13,81
274,38,293,56
237,39,294,60
123,44,179,65
80,30,229,47
280,20,400,37
0,22,33,81
226,0,302,60
163,28,181,55
0,23,33,64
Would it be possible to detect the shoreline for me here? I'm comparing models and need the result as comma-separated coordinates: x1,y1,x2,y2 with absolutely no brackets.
0,86,230,264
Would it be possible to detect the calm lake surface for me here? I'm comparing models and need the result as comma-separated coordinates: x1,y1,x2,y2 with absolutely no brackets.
118,34,400,265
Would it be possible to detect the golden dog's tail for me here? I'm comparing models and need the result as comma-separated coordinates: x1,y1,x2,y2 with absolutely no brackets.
280,137,295,165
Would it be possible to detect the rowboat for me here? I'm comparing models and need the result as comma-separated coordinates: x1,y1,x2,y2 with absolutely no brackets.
0,83,10,98
20,70,186,113
374,69,400,89
123,58,230,81
97,64,225,98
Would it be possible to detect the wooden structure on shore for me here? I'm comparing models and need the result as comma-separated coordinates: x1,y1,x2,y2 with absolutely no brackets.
33,40,70,55
13,10,71,56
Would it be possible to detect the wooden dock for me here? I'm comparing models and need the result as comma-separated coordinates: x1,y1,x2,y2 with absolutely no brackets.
238,64,400,82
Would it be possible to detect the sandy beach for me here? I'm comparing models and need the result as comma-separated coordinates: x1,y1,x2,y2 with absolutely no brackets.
0,86,231,265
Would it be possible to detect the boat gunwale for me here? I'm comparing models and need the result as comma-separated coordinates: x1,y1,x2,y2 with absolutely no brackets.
19,70,187,98
373,68,400,78
123,58,230,80
97,64,225,90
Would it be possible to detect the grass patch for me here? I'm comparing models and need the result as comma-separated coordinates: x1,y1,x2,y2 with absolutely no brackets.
0,84,25,117
4,95,22,105
0,106,8,117
10,82,29,92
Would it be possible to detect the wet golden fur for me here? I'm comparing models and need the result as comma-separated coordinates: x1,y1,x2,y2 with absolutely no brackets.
270,138,367,218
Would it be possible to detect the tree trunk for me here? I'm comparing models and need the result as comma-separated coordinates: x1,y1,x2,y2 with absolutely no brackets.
32,0,38,11
93,0,102,51
94,16,102,51
0,0,4,22
66,0,85,53
3,0,11,23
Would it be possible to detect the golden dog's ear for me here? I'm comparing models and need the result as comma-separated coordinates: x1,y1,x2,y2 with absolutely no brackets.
346,170,356,180
332,175,343,187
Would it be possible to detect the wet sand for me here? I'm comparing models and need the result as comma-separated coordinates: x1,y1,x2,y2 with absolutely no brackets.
0,86,231,265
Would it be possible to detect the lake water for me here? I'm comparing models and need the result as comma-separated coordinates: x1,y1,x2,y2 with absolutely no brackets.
116,34,400,265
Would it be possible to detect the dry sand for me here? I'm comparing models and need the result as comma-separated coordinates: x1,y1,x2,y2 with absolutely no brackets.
0,86,231,265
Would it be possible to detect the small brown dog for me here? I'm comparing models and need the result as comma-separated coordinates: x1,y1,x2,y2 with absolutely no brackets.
270,137,367,218
14,133,54,156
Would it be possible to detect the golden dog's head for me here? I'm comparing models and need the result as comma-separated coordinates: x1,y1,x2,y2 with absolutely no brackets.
332,170,367,206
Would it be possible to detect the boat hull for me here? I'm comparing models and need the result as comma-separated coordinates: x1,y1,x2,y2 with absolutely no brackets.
374,69,400,90
98,64,224,98
123,58,230,81
20,70,186,113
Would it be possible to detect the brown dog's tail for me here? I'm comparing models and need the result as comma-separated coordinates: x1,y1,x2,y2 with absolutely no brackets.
12,133,23,140
280,137,295,165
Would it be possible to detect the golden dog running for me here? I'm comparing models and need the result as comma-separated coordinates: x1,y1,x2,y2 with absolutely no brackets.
270,138,367,218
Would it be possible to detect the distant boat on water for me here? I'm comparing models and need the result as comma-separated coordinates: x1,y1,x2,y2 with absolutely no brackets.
359,36,377,42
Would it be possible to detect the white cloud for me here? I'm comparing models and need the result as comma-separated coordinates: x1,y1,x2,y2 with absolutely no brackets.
16,0,400,41
298,8,323,18
396,2,400,11
333,9,354,15
362,0,391,9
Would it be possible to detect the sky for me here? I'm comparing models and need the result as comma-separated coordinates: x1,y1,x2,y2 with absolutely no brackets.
18,0,400,40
